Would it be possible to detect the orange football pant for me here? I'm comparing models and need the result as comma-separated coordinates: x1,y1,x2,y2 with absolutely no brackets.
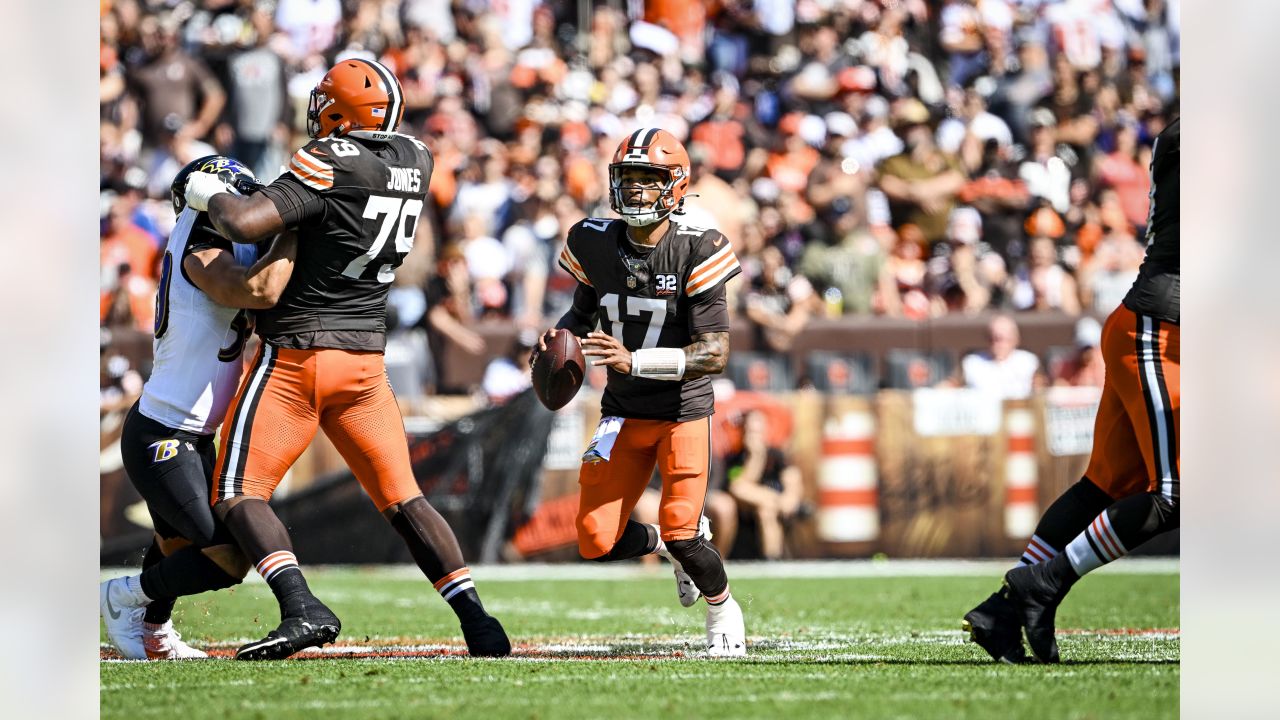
577,416,711,559
1084,305,1180,501
212,344,419,511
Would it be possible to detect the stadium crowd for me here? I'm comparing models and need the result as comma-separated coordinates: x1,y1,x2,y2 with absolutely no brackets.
100,0,1179,403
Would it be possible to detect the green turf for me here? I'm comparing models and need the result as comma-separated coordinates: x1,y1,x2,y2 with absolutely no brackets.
101,566,1178,720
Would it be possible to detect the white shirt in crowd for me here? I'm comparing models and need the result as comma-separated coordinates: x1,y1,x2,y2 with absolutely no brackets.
961,348,1041,400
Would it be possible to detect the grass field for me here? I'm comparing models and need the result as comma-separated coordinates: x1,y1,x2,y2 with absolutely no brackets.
100,560,1178,720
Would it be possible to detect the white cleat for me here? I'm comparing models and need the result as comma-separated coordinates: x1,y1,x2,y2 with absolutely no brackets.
705,594,746,658
144,620,208,660
100,577,147,659
655,516,713,608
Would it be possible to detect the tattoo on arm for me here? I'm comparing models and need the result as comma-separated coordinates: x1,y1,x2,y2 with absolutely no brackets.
683,331,729,379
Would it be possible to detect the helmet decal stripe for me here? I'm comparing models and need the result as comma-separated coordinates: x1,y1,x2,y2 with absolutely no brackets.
358,59,401,132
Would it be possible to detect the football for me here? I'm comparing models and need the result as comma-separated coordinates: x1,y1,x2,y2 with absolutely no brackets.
531,330,585,411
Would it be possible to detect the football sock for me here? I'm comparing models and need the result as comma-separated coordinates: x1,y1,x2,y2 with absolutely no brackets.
666,535,729,600
388,496,466,581
141,540,176,624
1060,491,1179,585
1018,478,1113,567
433,567,489,624
590,520,658,562
139,545,242,604
222,498,320,618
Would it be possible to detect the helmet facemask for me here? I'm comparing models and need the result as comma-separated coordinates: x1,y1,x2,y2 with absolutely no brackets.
608,163,684,227
306,87,341,138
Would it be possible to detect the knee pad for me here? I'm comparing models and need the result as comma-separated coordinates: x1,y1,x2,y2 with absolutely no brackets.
658,498,698,536
665,536,728,598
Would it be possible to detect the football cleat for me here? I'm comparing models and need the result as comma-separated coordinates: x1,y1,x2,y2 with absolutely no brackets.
100,577,147,660
236,609,341,661
460,614,512,658
143,620,208,660
656,516,712,608
1003,563,1066,663
705,595,746,658
962,588,1028,664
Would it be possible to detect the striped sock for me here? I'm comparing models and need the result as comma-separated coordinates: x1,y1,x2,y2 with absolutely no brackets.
433,567,476,601
1018,534,1060,566
435,567,490,624
704,586,731,606
1065,511,1128,577
255,550,299,583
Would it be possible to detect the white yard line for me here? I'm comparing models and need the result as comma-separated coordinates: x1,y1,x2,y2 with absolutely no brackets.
101,558,1177,583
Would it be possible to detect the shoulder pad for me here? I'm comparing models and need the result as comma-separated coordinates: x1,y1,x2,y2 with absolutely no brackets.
287,139,339,191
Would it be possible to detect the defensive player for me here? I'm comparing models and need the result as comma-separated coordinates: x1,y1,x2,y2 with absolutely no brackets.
538,128,747,656
963,117,1179,663
100,156,296,659
181,59,510,660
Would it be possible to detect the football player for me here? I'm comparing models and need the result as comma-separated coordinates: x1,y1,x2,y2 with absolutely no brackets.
100,155,296,659
538,128,747,656
179,59,510,660
963,118,1180,663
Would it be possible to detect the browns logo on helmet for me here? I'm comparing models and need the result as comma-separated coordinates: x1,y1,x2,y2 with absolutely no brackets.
608,128,691,227
306,59,405,139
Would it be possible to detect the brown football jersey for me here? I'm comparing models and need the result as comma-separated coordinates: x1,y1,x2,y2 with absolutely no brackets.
1123,117,1179,324
258,132,433,350
558,217,741,422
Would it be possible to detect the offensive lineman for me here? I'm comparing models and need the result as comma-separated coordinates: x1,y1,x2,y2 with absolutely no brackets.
180,59,510,660
538,128,747,656
963,117,1180,663
100,156,296,659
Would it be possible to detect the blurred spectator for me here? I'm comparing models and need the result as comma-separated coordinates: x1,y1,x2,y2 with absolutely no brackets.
1093,119,1152,233
1018,107,1080,215
927,207,1006,315
482,329,536,405
1052,316,1106,388
222,5,291,179
877,224,931,320
877,98,967,244
425,244,486,393
1078,234,1144,315
742,246,815,352
949,314,1046,399
724,410,808,560
126,14,225,150
1010,232,1082,316
274,0,343,62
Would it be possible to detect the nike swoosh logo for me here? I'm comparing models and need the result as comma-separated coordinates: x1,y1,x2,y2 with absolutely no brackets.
712,237,724,247
106,592,121,620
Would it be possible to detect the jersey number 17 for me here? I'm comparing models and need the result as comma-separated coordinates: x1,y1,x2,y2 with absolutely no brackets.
344,195,423,283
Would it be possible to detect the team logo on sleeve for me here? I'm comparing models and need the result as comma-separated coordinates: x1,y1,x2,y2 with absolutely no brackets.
149,439,181,463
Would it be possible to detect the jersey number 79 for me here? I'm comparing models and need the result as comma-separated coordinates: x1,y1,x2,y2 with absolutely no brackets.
344,195,423,283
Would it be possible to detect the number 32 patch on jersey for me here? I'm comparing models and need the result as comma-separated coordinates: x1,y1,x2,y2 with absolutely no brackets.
655,273,678,296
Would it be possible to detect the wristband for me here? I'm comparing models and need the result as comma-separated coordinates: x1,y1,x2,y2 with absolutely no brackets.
630,347,685,381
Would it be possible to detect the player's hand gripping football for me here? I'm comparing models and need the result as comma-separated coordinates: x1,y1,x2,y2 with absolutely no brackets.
581,331,632,375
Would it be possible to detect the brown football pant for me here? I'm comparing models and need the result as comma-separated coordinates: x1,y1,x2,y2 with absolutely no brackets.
576,416,712,559
1084,305,1180,502
213,344,419,511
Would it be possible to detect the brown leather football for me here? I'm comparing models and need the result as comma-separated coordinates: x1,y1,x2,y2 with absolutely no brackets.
531,330,585,411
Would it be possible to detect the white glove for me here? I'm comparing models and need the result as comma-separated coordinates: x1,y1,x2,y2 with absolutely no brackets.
184,171,230,212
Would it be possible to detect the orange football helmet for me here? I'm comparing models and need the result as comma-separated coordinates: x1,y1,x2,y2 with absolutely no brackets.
306,59,405,138
608,128,691,227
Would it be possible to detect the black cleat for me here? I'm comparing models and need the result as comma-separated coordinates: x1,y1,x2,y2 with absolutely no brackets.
461,614,511,657
1003,563,1065,663
962,588,1028,663
236,611,342,661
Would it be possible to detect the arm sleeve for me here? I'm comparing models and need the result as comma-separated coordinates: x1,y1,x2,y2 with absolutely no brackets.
259,171,326,228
